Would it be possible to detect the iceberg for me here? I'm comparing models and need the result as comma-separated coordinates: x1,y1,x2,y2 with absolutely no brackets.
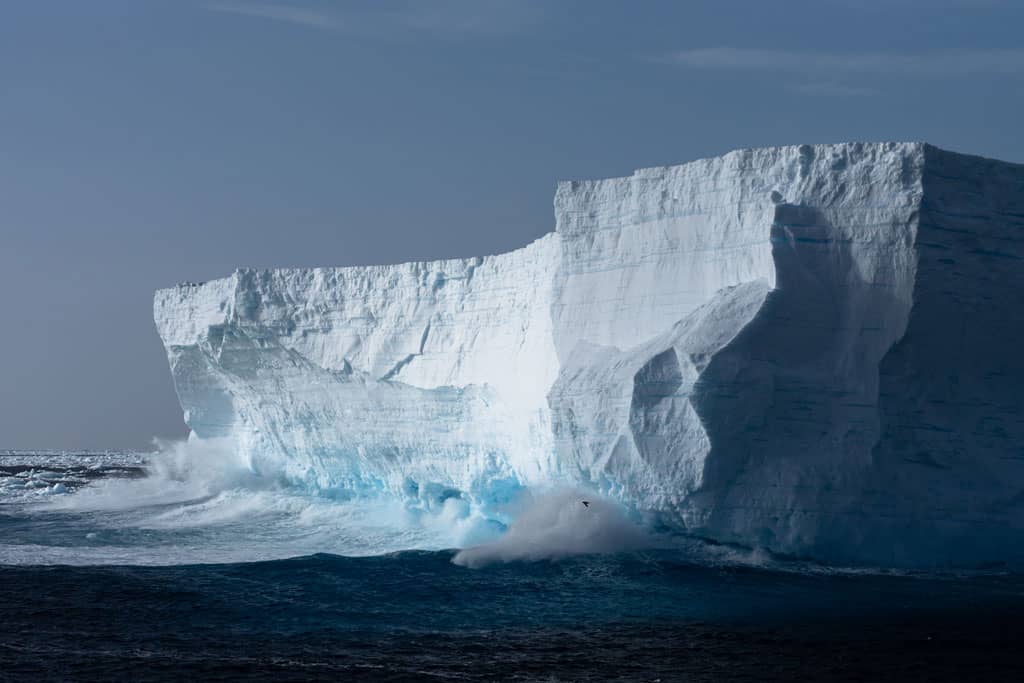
155,142,1024,567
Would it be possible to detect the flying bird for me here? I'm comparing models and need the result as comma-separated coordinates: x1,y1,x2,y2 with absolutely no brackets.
581,500,590,508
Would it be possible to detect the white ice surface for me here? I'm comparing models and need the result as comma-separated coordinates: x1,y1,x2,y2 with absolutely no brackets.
154,142,1024,567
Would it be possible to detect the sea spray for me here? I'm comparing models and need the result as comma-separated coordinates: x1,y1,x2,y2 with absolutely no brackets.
453,490,657,568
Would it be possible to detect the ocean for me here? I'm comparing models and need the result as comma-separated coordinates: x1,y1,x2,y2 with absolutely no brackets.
2,450,1023,681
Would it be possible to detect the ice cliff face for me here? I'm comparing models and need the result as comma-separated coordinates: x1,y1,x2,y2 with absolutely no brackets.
155,142,1024,567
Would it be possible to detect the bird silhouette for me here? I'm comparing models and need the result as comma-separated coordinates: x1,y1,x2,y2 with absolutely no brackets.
581,500,590,508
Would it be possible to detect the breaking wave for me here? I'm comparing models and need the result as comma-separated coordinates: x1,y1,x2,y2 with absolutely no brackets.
453,490,657,568
5,438,936,575
1,438,664,567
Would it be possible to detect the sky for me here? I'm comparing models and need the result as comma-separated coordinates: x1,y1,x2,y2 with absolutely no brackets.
2,0,1023,450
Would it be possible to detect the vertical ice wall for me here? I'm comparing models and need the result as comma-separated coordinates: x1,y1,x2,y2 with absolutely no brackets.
155,236,564,496
863,146,1024,565
156,142,1024,566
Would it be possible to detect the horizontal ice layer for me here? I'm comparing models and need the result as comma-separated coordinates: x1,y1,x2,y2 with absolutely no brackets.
155,142,1024,567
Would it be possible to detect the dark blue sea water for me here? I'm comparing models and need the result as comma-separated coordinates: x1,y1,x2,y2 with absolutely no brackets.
2,452,1023,681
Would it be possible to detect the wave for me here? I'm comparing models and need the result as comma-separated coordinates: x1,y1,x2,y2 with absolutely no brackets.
6,438,1015,577
1,438,662,567
453,490,658,568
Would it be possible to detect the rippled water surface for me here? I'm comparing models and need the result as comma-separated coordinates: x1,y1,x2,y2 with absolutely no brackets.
3,451,1023,681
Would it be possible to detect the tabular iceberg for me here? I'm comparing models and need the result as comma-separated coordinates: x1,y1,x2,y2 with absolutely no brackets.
155,142,1024,567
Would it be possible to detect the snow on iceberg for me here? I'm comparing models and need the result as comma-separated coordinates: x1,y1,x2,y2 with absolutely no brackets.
154,142,1024,568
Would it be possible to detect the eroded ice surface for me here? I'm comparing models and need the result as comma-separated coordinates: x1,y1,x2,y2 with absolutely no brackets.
155,142,1024,568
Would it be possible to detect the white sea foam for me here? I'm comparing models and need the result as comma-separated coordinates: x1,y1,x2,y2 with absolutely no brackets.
1,438,510,565
0,442,949,576
452,490,657,568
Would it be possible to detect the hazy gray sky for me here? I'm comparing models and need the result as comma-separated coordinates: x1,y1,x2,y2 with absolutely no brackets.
3,0,1023,450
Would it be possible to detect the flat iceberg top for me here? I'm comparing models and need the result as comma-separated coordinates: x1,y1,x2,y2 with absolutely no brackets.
157,141,1023,294
159,142,934,294
564,140,925,184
